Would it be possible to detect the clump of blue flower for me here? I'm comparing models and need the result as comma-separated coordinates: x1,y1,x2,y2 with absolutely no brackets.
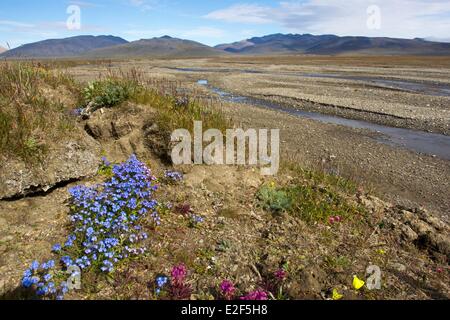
189,214,204,228
21,155,159,299
164,170,183,183
22,259,60,298
155,275,169,295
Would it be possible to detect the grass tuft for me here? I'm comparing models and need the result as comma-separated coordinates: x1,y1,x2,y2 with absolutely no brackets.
0,62,81,160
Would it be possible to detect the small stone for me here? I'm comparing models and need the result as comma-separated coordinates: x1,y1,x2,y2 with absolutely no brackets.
400,225,418,241
391,262,407,272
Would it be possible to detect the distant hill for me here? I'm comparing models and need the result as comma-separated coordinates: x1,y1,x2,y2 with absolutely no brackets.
3,33,450,58
0,35,128,58
0,46,6,54
85,36,226,58
216,33,450,55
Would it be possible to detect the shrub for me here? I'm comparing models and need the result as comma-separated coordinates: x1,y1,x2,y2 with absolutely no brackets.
257,184,292,214
82,79,131,109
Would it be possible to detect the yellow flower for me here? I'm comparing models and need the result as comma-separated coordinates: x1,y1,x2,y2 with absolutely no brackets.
269,181,276,188
332,289,343,300
353,276,365,290
377,249,386,255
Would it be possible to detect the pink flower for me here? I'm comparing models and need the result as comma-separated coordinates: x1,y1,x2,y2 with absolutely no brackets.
329,217,336,224
240,289,268,301
335,216,342,222
274,269,287,281
171,264,187,285
436,267,443,273
220,280,236,300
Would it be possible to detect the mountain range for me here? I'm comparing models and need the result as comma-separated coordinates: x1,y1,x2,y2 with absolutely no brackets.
0,35,128,58
2,33,450,58
216,34,450,55
85,36,225,58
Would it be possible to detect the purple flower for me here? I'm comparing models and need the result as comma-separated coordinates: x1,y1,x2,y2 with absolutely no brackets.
164,170,183,182
171,264,187,285
220,280,236,300
274,269,287,281
240,289,269,301
101,157,111,167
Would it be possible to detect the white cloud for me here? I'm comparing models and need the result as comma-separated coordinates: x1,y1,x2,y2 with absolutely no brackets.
0,20,35,28
205,4,273,24
205,0,450,39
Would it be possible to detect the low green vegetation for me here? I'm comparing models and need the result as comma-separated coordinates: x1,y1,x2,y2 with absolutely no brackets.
82,79,131,109
257,184,292,214
257,170,364,224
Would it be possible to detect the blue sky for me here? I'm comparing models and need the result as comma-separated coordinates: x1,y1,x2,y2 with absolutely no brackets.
1,0,450,48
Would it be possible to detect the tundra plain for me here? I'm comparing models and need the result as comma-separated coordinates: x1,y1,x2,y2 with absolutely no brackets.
1,56,449,300
68,55,450,217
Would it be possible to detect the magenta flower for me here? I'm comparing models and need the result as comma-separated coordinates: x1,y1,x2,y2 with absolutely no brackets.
220,280,236,300
171,264,187,285
329,216,342,224
274,269,287,281
240,289,268,301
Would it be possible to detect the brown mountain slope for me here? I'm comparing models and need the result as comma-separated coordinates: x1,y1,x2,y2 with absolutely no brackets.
85,36,227,58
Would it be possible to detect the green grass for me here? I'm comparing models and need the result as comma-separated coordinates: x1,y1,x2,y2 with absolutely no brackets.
257,163,364,223
257,182,362,223
0,62,81,160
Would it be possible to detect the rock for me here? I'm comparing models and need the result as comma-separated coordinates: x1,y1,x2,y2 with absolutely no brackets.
0,135,101,199
111,117,134,139
410,219,434,236
394,206,450,263
400,225,418,242
417,209,447,231
80,101,98,119
84,111,112,139
391,262,407,272
297,267,325,295
85,109,134,140
144,122,172,163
